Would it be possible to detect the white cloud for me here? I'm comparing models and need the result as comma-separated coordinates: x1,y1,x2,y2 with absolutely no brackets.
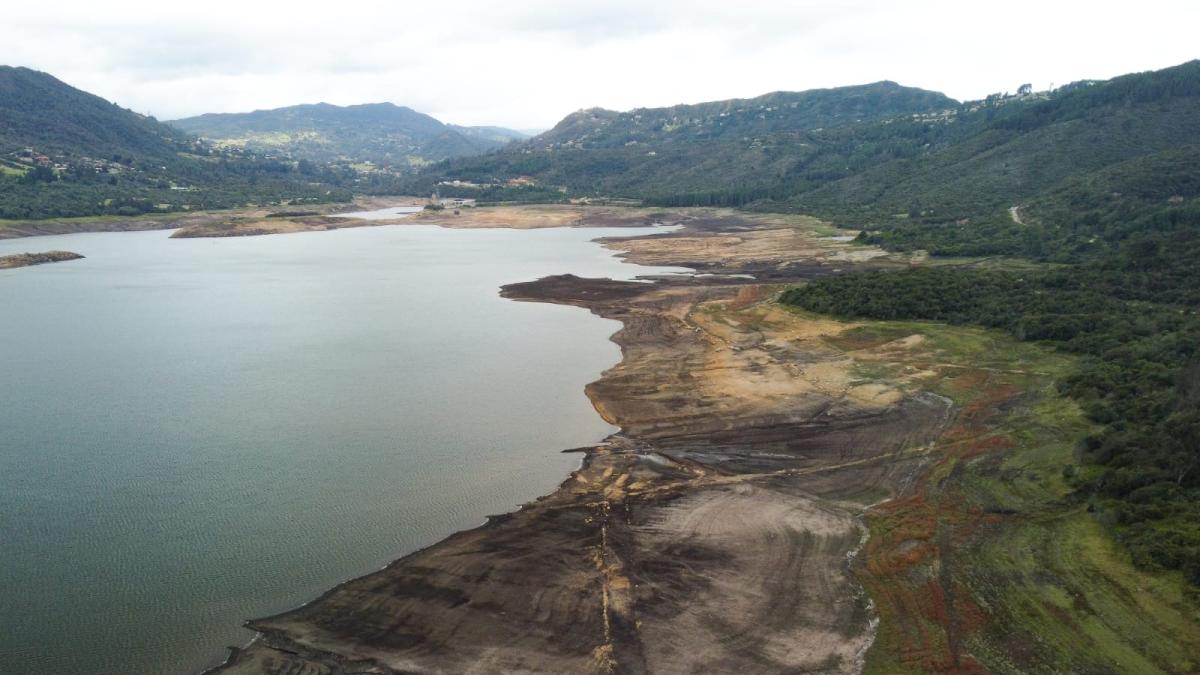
3,0,1197,128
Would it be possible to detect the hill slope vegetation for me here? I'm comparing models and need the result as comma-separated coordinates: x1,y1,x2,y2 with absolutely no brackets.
0,66,351,219
412,61,1200,234
406,81,958,200
170,103,526,169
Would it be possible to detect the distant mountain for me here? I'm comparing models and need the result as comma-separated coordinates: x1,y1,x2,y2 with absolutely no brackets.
535,82,956,148
0,67,351,220
450,125,531,145
170,103,526,169
404,81,959,199
409,62,1200,253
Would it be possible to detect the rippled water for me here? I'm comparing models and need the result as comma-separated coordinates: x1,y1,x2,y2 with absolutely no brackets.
0,223,686,675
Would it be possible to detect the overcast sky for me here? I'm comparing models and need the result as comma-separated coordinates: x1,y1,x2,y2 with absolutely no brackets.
4,1,1198,129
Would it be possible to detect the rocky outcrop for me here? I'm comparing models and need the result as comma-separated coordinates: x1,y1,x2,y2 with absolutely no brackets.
0,250,83,269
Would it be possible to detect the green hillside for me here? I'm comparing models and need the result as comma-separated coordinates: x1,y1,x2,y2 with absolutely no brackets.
402,81,958,200
0,66,194,161
170,103,526,169
793,61,1200,246
0,67,351,219
408,62,1200,239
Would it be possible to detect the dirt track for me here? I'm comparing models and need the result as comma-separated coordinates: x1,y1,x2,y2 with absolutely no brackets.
207,210,951,675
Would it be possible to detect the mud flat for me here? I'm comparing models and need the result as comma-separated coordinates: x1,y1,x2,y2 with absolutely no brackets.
207,211,951,674
170,215,369,238
170,202,658,238
170,197,431,238
0,250,83,269
412,204,673,230
0,206,287,240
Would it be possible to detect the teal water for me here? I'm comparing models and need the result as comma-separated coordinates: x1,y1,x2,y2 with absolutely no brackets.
0,224,684,675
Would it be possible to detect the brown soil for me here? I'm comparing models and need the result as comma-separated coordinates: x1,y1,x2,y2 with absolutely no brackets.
169,215,369,238
170,198,425,238
168,202,661,238
0,212,228,239
411,204,683,230
206,210,953,674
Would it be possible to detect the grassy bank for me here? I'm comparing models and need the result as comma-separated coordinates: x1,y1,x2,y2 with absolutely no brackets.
793,312,1200,672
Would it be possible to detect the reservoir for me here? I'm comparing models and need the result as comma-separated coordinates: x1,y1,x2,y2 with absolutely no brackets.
0,223,685,674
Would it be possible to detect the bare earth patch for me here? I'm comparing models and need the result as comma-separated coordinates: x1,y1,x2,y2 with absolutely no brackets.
412,204,678,230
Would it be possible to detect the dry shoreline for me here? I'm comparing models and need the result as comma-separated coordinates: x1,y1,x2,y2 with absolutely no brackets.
196,206,1200,673
203,209,947,674
10,203,1192,672
0,200,673,241
0,250,84,269
0,196,423,240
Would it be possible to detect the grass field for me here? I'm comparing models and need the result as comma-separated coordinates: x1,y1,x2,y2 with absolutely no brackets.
0,158,29,176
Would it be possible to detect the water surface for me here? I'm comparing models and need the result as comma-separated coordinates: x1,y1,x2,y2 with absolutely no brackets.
0,223,685,675
331,205,423,220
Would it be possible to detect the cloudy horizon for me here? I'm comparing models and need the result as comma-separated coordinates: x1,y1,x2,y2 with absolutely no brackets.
4,0,1198,129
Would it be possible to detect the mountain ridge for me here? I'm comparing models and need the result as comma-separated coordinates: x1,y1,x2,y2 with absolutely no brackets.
403,79,962,200
169,102,528,169
404,60,1200,242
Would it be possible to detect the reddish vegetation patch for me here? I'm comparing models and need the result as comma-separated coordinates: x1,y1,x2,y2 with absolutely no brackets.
858,365,1030,673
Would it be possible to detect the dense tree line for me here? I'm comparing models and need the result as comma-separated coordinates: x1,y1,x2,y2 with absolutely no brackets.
852,145,1200,263
0,168,352,219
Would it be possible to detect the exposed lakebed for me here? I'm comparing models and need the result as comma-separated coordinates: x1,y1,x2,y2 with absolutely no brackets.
0,222,687,674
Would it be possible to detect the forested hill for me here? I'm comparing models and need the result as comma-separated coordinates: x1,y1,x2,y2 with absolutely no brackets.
170,103,527,168
796,60,1200,252
532,82,956,147
410,61,1200,234
0,66,195,161
405,80,958,199
0,67,352,220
